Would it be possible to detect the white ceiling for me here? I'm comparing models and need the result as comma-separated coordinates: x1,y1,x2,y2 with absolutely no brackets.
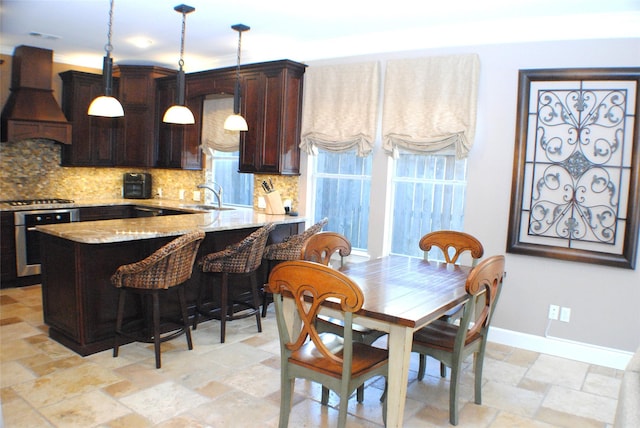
1,0,639,72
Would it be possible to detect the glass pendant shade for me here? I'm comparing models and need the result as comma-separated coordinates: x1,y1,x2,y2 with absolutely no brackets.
88,94,124,117
163,105,195,124
223,113,248,131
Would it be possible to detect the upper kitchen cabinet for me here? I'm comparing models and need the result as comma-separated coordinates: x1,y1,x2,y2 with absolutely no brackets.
155,76,202,170
59,71,118,166
238,60,306,175
185,60,306,176
114,65,175,167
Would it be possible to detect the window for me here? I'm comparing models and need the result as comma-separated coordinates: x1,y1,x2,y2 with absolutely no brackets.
390,152,467,258
207,150,253,206
311,150,372,250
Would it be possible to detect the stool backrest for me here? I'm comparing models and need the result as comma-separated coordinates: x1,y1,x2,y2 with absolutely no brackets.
111,230,206,289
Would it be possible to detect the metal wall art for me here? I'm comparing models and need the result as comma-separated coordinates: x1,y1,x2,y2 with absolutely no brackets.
507,68,640,269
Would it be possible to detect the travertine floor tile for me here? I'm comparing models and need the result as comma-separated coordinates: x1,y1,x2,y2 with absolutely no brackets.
542,385,618,424
0,284,625,427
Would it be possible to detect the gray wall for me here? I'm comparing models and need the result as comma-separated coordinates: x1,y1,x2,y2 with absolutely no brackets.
299,38,640,352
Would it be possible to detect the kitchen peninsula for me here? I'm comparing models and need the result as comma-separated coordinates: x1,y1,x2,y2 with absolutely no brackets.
35,205,304,356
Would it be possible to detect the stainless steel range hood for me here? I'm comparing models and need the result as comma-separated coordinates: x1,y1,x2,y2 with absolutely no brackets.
1,45,72,144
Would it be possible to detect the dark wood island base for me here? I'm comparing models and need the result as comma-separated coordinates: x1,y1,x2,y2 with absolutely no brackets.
39,221,303,356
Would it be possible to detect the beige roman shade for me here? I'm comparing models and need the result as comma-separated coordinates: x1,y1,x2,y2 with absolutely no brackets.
382,54,480,159
300,62,380,157
201,97,239,153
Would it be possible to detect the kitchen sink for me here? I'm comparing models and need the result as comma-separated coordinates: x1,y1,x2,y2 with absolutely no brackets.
182,204,235,211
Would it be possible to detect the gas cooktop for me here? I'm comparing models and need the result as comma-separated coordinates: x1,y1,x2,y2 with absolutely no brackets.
1,198,75,207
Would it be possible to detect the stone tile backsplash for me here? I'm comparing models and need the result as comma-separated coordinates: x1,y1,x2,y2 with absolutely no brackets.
0,139,299,209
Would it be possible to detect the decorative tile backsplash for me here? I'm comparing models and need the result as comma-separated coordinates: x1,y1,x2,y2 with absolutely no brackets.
0,139,299,208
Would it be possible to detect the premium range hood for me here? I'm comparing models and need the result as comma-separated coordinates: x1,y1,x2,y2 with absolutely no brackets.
1,45,72,144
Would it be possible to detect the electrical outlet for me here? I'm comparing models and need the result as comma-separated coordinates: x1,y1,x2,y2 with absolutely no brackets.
548,304,559,320
560,307,571,322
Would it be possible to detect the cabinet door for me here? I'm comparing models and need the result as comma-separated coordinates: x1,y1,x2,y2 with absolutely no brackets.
59,71,117,166
238,61,305,175
156,77,202,170
115,66,174,167
238,72,266,173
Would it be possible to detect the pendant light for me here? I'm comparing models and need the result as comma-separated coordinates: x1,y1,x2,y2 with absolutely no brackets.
163,4,196,125
88,0,124,117
223,24,250,131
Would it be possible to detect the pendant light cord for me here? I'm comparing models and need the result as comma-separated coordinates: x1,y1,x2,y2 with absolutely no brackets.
105,0,114,56
178,9,187,72
235,30,242,85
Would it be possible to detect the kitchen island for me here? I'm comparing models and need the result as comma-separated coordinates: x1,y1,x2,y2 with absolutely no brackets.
36,207,304,356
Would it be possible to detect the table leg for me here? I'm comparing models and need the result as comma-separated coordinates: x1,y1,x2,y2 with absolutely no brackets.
385,323,413,427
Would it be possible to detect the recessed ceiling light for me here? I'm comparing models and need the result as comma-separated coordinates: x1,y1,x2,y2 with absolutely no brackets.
29,31,61,40
128,37,154,49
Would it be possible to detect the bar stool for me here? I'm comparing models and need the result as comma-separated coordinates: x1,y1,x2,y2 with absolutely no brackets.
193,223,276,343
111,230,205,369
260,217,328,316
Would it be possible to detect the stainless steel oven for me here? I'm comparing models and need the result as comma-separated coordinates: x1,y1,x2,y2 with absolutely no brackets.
14,208,79,276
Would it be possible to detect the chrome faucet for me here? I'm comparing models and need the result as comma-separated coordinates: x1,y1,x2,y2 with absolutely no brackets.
197,182,223,209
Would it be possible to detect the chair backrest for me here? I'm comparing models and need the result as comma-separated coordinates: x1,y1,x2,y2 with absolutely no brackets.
300,231,352,267
111,229,206,290
262,217,328,261
419,230,484,266
266,260,364,366
458,255,505,345
201,223,276,273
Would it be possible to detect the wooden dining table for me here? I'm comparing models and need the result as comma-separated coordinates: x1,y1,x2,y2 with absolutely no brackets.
329,254,473,427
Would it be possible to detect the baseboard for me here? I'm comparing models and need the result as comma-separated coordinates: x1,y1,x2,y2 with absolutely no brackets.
488,327,633,370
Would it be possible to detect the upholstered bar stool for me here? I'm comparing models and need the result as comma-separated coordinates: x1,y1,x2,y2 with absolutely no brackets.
111,230,205,369
260,217,328,316
193,223,275,343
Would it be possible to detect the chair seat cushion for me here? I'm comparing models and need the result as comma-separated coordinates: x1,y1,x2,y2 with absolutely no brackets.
290,333,388,379
413,319,481,351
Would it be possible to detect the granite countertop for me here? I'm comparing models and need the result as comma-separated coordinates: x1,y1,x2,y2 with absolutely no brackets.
29,199,303,244
0,198,222,213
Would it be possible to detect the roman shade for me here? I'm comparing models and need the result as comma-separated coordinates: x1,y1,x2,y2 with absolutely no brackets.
201,97,239,153
300,62,380,157
382,54,480,159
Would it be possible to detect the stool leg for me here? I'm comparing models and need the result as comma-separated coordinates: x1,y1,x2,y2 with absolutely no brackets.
152,291,161,369
220,273,228,343
178,286,193,350
113,288,126,358
192,274,206,330
250,272,262,333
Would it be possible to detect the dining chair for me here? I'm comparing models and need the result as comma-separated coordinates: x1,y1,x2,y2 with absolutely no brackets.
301,231,387,404
193,223,275,343
418,230,485,378
111,229,205,369
261,217,328,316
411,254,505,425
266,260,389,428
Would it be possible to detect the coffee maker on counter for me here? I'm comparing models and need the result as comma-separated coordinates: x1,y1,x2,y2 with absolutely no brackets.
123,173,152,199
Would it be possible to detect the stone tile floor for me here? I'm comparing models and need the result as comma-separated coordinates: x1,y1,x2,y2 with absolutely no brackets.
1,284,622,427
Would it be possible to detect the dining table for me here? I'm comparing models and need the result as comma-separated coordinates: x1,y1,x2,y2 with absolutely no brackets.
329,254,473,427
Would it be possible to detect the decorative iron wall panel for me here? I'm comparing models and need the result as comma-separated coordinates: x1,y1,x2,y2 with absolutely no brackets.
507,68,640,269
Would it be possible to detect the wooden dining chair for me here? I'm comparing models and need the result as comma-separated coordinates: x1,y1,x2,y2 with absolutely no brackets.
302,231,387,404
418,230,485,378
261,217,328,316
411,255,505,425
266,260,389,428
111,229,205,369
193,223,276,343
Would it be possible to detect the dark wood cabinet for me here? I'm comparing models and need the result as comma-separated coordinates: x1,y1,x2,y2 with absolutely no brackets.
59,71,118,166
185,60,306,176
114,66,175,167
78,205,134,221
155,77,202,170
238,61,305,175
